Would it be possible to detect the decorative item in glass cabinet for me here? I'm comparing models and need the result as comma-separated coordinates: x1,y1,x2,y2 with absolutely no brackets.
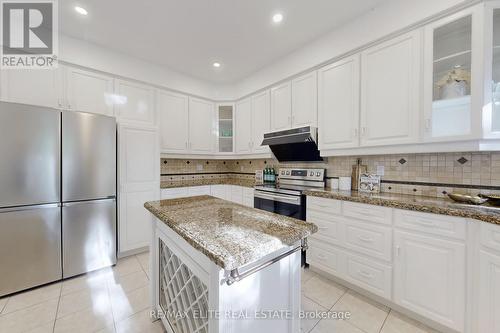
436,67,471,100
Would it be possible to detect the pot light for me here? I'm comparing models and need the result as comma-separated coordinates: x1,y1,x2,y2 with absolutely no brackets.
75,6,88,16
213,62,221,68
272,13,283,24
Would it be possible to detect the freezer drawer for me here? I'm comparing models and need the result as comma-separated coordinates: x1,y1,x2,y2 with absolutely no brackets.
62,111,116,202
62,199,116,278
0,204,62,297
0,102,60,208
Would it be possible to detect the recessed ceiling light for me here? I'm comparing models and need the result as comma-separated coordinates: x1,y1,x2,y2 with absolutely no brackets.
272,13,283,24
75,6,88,16
213,62,221,68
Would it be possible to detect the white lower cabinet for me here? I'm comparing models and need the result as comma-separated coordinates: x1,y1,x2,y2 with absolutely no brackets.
393,230,465,331
210,184,230,200
161,187,189,199
161,184,254,207
477,249,500,333
242,187,254,207
187,185,211,196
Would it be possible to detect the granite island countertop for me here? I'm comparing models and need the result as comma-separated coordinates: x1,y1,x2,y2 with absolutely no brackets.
304,188,500,225
144,195,317,270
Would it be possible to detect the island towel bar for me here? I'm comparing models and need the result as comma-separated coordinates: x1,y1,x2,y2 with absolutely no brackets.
223,239,308,286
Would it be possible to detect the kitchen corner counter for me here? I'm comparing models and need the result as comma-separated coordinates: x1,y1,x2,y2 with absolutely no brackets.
144,195,317,270
304,189,500,225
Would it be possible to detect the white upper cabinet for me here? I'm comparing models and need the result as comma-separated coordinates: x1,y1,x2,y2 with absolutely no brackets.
115,79,156,126
270,81,292,131
360,31,421,147
251,90,271,153
0,68,62,108
318,55,360,150
423,7,481,141
65,66,114,116
394,230,465,332
158,90,189,154
291,72,317,128
485,3,500,139
216,104,234,153
235,98,252,154
188,97,215,153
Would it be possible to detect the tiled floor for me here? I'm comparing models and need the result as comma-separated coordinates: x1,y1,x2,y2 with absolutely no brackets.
0,253,440,333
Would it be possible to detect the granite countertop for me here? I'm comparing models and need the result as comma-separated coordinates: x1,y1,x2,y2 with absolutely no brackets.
160,178,255,189
144,195,317,270
304,189,500,225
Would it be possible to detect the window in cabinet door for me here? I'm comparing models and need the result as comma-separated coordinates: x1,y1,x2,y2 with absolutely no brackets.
217,104,234,153
492,9,500,133
425,15,473,139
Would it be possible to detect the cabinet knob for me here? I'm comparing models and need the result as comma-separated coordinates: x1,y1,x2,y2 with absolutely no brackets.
425,119,432,132
361,127,367,136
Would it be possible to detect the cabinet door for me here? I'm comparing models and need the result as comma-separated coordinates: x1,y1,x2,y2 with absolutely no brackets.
360,31,421,146
318,55,360,150
423,9,480,141
158,90,189,154
118,125,159,253
394,231,465,331
291,72,317,127
251,90,271,153
65,66,114,116
0,68,61,108
115,79,156,126
234,98,252,154
188,98,214,153
477,249,500,333
270,81,292,131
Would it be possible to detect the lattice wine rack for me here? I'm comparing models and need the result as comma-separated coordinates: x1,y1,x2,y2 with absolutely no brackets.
159,239,209,333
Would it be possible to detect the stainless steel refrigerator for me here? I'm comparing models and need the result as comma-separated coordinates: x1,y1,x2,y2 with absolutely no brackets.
0,101,117,297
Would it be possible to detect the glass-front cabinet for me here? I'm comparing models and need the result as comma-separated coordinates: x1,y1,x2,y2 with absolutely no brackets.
485,2,500,138
423,7,482,141
216,104,234,153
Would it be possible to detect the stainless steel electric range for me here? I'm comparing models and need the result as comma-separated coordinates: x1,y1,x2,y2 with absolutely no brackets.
254,168,326,266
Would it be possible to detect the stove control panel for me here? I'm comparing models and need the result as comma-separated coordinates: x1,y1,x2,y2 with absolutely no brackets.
279,168,324,181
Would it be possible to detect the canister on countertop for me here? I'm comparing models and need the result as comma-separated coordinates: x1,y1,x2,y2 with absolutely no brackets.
351,158,367,191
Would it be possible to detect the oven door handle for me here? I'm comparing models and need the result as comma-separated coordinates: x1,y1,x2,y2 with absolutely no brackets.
254,191,301,205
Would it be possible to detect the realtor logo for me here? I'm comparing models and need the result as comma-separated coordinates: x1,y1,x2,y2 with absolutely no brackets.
1,0,58,68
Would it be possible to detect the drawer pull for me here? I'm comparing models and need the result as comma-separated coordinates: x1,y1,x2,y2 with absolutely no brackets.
318,226,329,230
317,254,327,260
358,236,374,243
358,270,373,279
415,219,435,227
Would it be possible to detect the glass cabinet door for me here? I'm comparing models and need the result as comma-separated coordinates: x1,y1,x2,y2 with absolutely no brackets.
490,8,500,135
217,104,234,153
424,9,479,141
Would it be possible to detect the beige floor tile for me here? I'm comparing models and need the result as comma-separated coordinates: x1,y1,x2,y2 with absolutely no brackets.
332,290,389,333
61,269,113,296
24,322,55,333
54,305,114,333
302,276,346,309
57,284,111,319
301,294,326,333
302,267,317,284
95,325,116,333
0,296,8,314
112,257,143,278
311,318,365,333
0,298,58,333
109,286,150,321
381,310,440,333
136,252,150,275
108,270,149,295
115,309,165,333
2,282,61,314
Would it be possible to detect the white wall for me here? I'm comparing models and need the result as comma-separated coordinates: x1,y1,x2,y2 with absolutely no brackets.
59,35,222,100
233,0,477,99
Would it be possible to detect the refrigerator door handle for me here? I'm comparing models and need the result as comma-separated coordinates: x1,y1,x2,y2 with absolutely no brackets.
0,203,61,213
62,198,116,207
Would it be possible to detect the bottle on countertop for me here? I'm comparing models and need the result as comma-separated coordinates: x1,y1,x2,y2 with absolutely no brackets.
264,167,269,183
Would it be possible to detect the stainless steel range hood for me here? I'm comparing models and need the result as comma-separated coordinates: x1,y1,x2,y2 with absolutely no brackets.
261,126,323,162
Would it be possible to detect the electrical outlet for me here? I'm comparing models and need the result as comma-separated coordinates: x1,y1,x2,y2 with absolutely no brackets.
196,164,203,171
241,166,244,172
376,165,385,176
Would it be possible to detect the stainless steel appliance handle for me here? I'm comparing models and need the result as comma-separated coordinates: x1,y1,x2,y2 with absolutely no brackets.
0,203,60,213
254,191,301,205
61,198,116,207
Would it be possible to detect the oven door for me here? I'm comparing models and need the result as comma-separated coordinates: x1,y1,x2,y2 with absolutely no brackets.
253,190,305,221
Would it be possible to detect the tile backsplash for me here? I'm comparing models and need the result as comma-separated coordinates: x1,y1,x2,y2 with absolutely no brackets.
161,151,500,198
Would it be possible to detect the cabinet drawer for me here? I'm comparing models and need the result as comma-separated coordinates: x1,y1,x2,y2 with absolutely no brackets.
480,223,500,252
161,187,189,199
394,209,466,240
187,186,211,196
307,196,342,215
343,201,391,225
345,221,392,261
308,239,344,277
242,187,254,198
308,210,344,245
345,253,392,299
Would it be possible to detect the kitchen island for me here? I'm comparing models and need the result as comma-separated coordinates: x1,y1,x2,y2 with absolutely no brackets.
144,195,317,333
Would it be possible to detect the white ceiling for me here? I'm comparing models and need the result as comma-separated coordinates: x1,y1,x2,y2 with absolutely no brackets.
60,0,389,84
